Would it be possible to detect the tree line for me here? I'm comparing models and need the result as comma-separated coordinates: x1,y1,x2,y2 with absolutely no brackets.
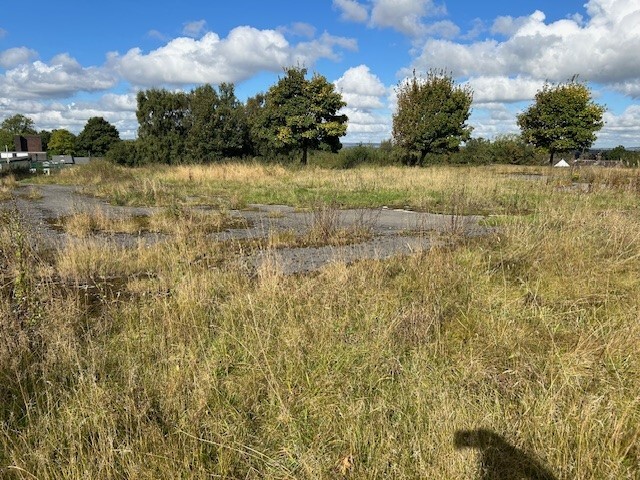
2,67,631,168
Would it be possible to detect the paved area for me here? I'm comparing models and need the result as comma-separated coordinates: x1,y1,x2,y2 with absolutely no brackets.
2,184,490,274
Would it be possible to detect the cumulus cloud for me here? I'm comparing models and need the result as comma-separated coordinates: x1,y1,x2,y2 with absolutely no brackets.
342,107,392,142
599,105,640,147
0,92,138,137
0,53,117,100
333,0,369,23
112,27,357,86
280,22,317,38
333,0,457,38
410,0,640,87
468,104,521,140
334,65,392,142
466,76,544,104
335,64,387,109
610,80,640,98
0,47,38,69
147,29,167,41
491,11,545,36
182,20,207,38
462,18,486,40
371,0,450,37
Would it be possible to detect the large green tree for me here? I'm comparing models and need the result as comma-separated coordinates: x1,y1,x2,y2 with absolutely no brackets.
1,114,37,135
75,117,120,157
48,129,76,156
136,89,190,164
258,67,348,164
186,83,248,162
517,80,605,164
393,70,473,165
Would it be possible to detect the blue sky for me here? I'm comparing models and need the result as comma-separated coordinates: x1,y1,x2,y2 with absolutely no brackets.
1,0,639,147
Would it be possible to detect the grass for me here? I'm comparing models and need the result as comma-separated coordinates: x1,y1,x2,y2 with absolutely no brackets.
52,204,249,238
0,174,18,201
3,162,640,478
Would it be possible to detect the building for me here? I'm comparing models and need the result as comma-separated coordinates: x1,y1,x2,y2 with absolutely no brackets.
12,134,47,161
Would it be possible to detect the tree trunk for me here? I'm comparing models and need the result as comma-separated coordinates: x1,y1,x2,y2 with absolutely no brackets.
419,149,427,166
549,150,555,166
301,145,308,165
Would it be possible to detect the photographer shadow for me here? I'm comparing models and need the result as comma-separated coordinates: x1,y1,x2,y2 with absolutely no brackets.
454,429,558,480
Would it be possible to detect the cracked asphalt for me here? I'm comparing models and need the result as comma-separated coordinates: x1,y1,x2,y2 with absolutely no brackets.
2,184,490,274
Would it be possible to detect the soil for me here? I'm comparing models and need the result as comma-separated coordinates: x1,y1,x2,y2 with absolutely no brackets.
2,184,491,274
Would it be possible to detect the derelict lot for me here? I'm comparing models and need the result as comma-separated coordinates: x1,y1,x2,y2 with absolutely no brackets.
1,162,639,478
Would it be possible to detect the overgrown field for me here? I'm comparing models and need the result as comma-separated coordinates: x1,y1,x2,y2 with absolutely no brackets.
2,163,639,478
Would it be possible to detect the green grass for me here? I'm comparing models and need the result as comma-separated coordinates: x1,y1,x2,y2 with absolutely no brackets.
2,162,640,478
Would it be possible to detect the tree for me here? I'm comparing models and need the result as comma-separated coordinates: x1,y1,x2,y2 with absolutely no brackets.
517,80,605,165
603,145,626,161
107,140,139,166
75,117,120,157
260,67,348,164
1,114,37,135
186,83,248,162
136,89,190,164
39,130,51,151
393,70,473,166
48,129,76,156
0,129,13,151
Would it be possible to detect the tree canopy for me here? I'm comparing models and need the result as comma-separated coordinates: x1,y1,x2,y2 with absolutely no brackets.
257,67,348,164
186,83,248,162
517,80,605,164
75,117,120,157
48,129,76,156
393,70,473,165
1,114,37,135
136,89,190,164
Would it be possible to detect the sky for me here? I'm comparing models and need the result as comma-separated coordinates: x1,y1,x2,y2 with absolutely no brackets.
1,0,640,147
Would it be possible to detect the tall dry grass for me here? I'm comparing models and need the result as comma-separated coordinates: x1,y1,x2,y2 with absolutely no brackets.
1,164,639,478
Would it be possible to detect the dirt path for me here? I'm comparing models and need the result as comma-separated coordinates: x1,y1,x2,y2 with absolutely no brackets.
2,184,490,274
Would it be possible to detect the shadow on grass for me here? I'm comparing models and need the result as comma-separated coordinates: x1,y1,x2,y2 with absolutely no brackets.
455,429,557,480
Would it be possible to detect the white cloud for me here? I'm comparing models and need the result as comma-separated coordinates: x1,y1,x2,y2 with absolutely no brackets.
0,28,6,39
466,76,543,104
370,0,449,37
598,105,640,147
410,0,640,85
342,107,392,142
333,0,369,23
334,65,392,142
0,92,138,137
0,53,117,100
491,11,545,36
610,80,640,98
335,64,387,109
468,104,521,140
281,22,317,38
462,18,486,40
0,47,38,69
112,27,357,86
423,20,459,38
333,0,456,38
182,20,207,38
147,29,167,41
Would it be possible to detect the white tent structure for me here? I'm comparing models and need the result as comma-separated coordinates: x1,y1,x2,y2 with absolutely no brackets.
554,159,570,167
